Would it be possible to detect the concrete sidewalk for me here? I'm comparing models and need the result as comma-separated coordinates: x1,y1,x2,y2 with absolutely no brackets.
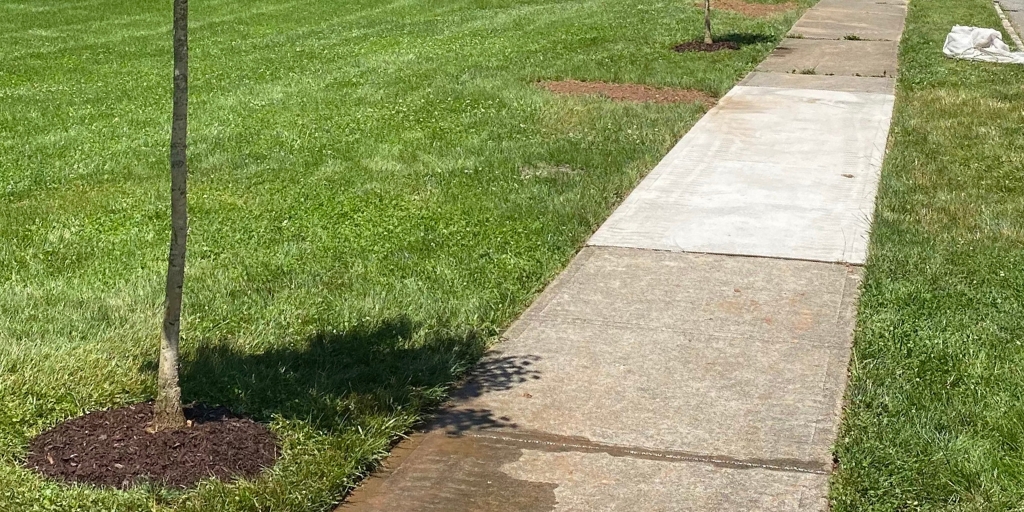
342,1,906,510
999,0,1024,40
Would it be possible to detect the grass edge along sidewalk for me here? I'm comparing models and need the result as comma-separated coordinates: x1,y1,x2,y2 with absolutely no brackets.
831,0,1024,509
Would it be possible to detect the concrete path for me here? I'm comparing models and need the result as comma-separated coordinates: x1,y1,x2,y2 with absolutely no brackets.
342,1,905,510
998,0,1024,41
587,85,893,263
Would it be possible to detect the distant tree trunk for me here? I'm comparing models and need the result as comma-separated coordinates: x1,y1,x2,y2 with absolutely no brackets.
704,0,713,44
153,0,189,432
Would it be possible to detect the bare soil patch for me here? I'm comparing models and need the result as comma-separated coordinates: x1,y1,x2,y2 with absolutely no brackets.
540,80,715,106
698,0,797,17
26,402,278,489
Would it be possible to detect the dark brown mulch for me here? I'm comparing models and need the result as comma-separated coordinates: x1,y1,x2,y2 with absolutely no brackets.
25,402,278,489
539,80,716,106
673,40,740,52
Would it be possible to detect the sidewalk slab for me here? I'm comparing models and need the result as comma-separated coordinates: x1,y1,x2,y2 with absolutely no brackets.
1000,1,1024,37
449,248,860,463
757,38,898,77
739,72,895,94
522,246,858,344
588,86,893,264
1009,12,1024,36
468,322,846,462
999,0,1024,11
790,8,905,40
344,433,829,512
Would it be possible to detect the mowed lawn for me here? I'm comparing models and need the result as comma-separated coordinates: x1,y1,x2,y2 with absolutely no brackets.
832,0,1024,509
0,0,810,510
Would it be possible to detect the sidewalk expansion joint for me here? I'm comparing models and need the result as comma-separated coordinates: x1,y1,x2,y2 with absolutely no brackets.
455,430,830,475
584,243,869,268
787,36,896,42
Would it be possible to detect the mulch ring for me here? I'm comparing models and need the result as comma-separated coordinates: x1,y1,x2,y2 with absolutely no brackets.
673,40,741,53
697,0,797,17
539,80,716,106
26,402,278,489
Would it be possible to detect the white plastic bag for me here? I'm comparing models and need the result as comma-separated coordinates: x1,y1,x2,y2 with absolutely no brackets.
943,25,1024,64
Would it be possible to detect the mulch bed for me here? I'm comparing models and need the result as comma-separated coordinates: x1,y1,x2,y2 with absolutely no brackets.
26,402,278,489
673,41,740,52
697,0,796,17
539,80,716,106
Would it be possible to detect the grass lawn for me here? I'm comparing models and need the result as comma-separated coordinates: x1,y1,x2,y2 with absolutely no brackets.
0,0,809,509
831,0,1024,509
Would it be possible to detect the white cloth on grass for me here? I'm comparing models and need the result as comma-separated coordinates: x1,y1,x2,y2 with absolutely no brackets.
943,25,1024,64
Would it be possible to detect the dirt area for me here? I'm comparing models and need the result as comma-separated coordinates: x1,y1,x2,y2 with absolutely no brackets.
540,80,716,106
698,0,797,17
26,402,278,489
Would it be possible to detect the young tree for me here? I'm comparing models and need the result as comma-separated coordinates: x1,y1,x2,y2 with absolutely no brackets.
152,0,189,432
703,0,713,44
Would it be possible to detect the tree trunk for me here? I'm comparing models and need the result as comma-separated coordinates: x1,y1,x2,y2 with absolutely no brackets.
153,0,189,432
704,0,713,44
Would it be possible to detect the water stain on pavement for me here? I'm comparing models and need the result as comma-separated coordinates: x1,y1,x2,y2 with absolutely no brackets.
342,432,557,511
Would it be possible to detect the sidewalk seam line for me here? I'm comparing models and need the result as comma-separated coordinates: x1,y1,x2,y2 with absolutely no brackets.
459,432,830,475
584,243,870,267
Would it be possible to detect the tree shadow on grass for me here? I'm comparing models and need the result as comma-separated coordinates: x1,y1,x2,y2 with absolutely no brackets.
717,32,778,47
169,316,540,435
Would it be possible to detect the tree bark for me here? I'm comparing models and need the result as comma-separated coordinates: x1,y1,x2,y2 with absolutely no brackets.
153,0,189,432
704,0,713,44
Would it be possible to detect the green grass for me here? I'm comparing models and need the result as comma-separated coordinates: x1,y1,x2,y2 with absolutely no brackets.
831,0,1024,510
0,0,809,510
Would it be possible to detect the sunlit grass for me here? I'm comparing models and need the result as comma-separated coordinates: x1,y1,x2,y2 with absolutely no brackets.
831,0,1024,509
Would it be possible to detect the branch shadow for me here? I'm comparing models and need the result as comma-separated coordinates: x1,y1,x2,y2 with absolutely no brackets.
160,316,540,435
430,353,542,432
